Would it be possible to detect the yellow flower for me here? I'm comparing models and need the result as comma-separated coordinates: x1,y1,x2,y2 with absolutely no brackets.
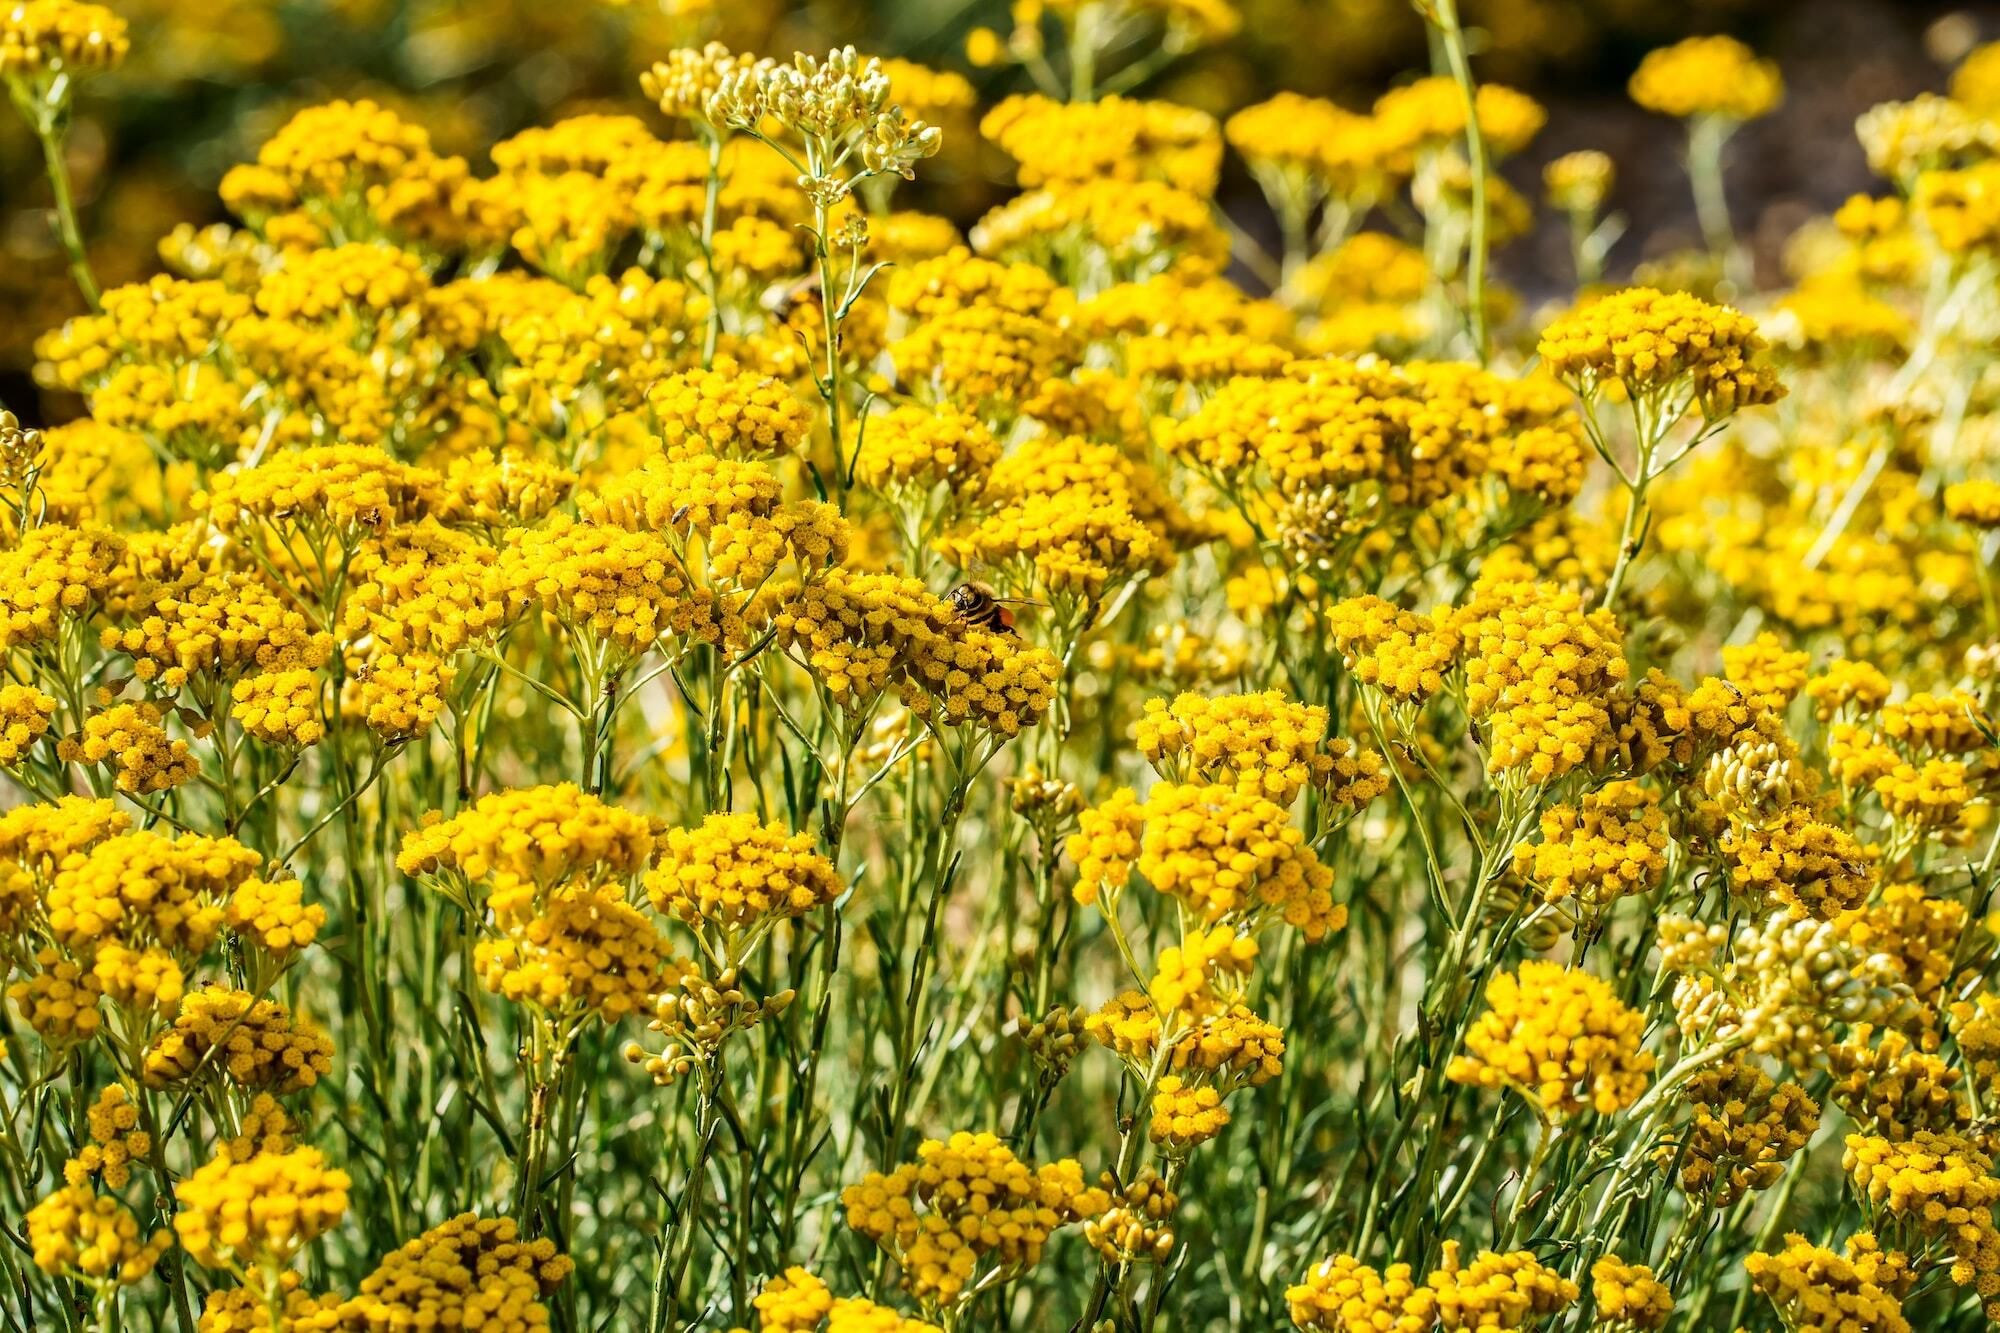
1629,36,1783,122
143,984,335,1092
647,813,844,937
27,1184,170,1286
1589,1256,1672,1330
1538,287,1785,416
842,1131,1107,1315
0,0,127,79
1425,1242,1578,1330
321,1213,571,1329
1287,1252,1436,1332
173,1146,351,1272
1446,960,1653,1118
1745,1233,1912,1333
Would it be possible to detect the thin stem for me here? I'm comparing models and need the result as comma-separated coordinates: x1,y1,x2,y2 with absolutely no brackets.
1425,0,1490,363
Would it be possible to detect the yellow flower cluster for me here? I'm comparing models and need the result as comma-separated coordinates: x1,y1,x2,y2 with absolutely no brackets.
64,1085,149,1190
1287,1253,1435,1332
26,1185,169,1286
0,683,55,765
1067,782,1343,941
646,813,844,936
1659,1059,1819,1207
853,404,998,495
979,95,1221,195
1828,1027,1966,1139
767,569,1059,735
46,829,259,954
1628,36,1783,121
104,571,334,690
226,876,325,959
1372,78,1547,161
1447,961,1653,1118
1844,1130,2000,1314
323,1213,571,1330
0,0,128,78
1538,287,1784,416
651,364,813,459
752,1266,942,1332
1589,1256,1672,1330
142,984,335,1091
841,1131,1107,1313
1328,597,1459,703
230,668,326,748
173,1146,351,1272
1150,1075,1231,1153
0,523,125,650
1426,1243,1578,1330
1745,1233,1912,1333
63,702,198,794
1721,805,1873,919
1511,781,1668,909
8,948,104,1043
474,880,670,1023
1134,691,1366,807
397,783,655,902
1450,578,1630,782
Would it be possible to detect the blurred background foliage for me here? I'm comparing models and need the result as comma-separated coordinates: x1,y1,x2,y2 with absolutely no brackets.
2,0,1995,406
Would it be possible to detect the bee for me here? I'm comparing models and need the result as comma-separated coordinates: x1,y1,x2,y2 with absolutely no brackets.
947,582,1039,636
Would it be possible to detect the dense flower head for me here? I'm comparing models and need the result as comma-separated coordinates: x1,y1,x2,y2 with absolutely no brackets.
27,1184,170,1285
62,701,198,793
1511,781,1669,909
1425,1243,1578,1330
1659,1058,1819,1207
646,812,845,935
651,363,813,459
1828,1027,1967,1139
1745,1232,1912,1333
103,571,334,689
1539,287,1784,415
1287,1252,1436,1332
841,1131,1107,1312
198,444,444,538
9,947,105,1044
752,1266,942,1333
1328,596,1459,703
1067,782,1344,941
0,522,126,650
1372,77,1547,160
1721,804,1872,919
1629,35,1783,121
143,984,335,1091
230,667,326,748
853,403,999,495
0,0,127,78
45,829,260,954
1134,691,1339,806
475,880,671,1023
1844,1130,2000,1313
323,1212,571,1330
1447,960,1653,1117
174,1146,350,1272
980,94,1222,195
397,783,655,904
1449,577,1630,782
1590,1256,1672,1329
65,1085,150,1190
765,568,1059,735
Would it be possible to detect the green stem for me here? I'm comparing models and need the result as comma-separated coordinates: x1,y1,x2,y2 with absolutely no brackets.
1426,0,1489,363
